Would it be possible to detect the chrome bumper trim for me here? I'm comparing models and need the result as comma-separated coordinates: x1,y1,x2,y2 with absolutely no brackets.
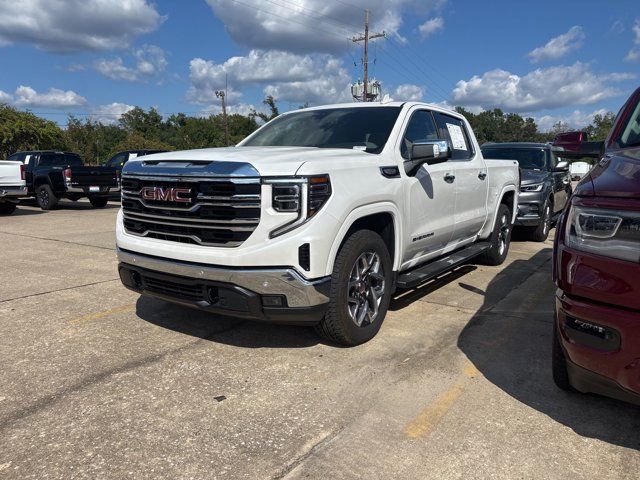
116,248,330,308
0,186,27,198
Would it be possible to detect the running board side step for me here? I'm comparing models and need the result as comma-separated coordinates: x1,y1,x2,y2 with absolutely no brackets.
396,242,491,289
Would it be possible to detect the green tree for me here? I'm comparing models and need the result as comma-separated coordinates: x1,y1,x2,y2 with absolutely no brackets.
0,104,66,158
65,117,127,164
108,131,174,158
251,95,279,123
585,112,615,141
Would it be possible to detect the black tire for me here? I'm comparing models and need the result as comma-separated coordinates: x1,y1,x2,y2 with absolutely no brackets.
478,203,513,266
0,202,17,215
528,200,552,242
315,230,393,346
36,184,58,210
89,196,109,208
552,323,576,392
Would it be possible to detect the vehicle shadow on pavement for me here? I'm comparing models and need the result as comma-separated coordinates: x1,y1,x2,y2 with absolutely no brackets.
134,296,323,349
6,207,47,216
457,250,640,451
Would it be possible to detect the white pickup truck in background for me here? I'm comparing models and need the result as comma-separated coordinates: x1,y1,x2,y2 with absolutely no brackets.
116,102,520,345
0,160,27,215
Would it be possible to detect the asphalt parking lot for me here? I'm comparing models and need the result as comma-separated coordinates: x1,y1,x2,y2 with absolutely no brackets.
1,199,639,480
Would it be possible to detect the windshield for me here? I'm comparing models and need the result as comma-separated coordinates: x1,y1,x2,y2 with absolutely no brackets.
614,92,640,149
482,147,547,170
241,107,402,154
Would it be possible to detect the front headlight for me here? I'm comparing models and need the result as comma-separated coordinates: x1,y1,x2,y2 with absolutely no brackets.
263,175,332,238
521,182,544,192
565,204,640,263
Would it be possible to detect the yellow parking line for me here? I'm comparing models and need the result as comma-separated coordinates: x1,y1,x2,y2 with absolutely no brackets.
404,360,479,439
67,303,136,324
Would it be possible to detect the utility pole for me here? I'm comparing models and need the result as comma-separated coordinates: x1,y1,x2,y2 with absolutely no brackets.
215,89,229,147
351,10,385,102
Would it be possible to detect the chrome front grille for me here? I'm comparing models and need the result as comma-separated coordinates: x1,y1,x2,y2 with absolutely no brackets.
121,175,261,247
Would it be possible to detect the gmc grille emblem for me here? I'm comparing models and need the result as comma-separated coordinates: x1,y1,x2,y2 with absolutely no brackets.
141,186,192,203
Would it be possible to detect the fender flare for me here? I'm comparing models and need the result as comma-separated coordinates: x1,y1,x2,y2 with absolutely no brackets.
325,202,403,276
485,185,518,237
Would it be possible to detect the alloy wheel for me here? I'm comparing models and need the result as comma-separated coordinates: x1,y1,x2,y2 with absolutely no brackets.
498,213,510,256
346,251,386,327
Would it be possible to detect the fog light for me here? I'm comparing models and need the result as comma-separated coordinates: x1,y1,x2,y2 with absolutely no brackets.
262,295,285,307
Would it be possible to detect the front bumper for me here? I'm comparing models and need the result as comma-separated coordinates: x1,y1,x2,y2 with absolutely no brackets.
117,248,330,324
555,291,640,405
515,191,545,226
0,185,27,199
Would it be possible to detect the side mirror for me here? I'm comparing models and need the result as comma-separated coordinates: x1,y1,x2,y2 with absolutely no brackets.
553,160,570,172
553,131,604,158
404,140,451,176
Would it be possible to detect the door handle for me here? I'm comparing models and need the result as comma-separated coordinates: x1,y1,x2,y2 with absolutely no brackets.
478,171,487,180
444,173,456,183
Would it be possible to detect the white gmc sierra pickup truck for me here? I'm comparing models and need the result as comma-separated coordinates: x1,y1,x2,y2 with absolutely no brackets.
0,160,27,215
116,102,519,345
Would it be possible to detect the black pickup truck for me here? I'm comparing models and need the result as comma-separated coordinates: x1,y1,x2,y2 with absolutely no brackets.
7,150,120,210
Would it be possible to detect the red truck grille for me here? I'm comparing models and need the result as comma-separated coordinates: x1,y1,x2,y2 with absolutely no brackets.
121,175,261,247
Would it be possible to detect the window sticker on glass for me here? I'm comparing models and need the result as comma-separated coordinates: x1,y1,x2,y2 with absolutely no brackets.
446,123,467,151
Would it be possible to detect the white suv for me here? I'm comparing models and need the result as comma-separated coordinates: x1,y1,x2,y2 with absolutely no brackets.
116,102,519,345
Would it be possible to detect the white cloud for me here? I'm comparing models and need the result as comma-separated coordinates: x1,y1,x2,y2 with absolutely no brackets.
0,0,164,53
204,0,446,53
95,45,167,81
199,103,259,118
90,102,135,124
0,90,11,103
418,17,443,39
624,19,640,62
536,109,608,132
188,50,351,106
452,62,630,112
393,84,424,101
11,86,87,109
528,26,585,63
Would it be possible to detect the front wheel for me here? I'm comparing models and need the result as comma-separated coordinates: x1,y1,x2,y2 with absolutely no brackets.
478,204,513,266
528,201,552,242
0,202,17,215
552,323,576,392
315,230,392,346
89,196,109,208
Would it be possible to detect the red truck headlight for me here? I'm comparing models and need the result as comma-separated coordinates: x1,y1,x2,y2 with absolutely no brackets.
565,203,640,263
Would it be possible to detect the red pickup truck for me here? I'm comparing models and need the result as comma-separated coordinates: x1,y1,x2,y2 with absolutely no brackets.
552,87,640,405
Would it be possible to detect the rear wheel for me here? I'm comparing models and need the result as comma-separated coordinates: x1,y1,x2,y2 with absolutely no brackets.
36,184,58,210
478,204,512,266
0,202,17,215
528,201,552,242
89,196,109,208
315,230,392,346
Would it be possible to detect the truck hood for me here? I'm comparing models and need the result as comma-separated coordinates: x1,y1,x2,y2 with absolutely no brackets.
578,147,640,198
520,169,548,186
131,146,373,177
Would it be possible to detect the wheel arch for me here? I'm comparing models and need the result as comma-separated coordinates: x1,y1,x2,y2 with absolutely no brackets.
325,203,402,276
481,185,518,240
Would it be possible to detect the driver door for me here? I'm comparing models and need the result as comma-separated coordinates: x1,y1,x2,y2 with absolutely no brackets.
400,109,457,267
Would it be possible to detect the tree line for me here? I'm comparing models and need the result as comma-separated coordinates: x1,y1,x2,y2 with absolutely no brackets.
0,96,614,164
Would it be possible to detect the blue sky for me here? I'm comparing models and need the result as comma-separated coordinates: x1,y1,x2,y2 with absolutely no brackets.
0,0,638,131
